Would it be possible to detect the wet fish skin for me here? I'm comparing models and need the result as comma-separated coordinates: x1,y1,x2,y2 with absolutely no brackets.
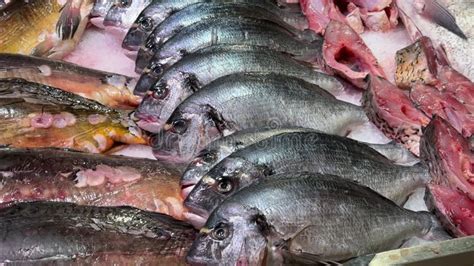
180,127,312,188
187,173,437,263
0,146,185,219
367,141,420,166
134,45,343,133
0,202,195,264
184,131,430,218
136,16,322,72
91,0,119,17
151,73,365,164
103,0,151,28
0,0,94,59
122,0,307,51
0,79,145,153
0,54,140,109
137,2,310,71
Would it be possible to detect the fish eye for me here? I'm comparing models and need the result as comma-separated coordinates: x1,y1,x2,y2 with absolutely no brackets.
151,83,168,99
139,17,153,31
202,151,217,163
150,63,163,75
212,223,230,240
120,0,131,7
171,119,188,134
216,178,233,193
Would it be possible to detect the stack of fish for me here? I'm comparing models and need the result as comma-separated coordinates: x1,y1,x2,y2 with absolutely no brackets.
0,0,473,264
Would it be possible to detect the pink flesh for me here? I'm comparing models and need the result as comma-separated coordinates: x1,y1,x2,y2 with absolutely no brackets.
423,117,474,199
436,66,474,113
350,0,392,11
30,113,54,128
64,26,138,77
106,144,157,159
428,184,474,236
364,76,430,155
411,84,474,137
324,20,386,88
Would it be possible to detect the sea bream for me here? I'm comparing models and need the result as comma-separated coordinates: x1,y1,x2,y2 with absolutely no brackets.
0,202,195,264
0,54,140,109
134,45,344,133
135,16,322,72
181,127,419,197
136,2,312,72
0,79,145,153
103,0,151,28
122,0,307,51
151,73,369,164
184,131,430,220
187,173,444,263
0,147,185,220
0,0,94,59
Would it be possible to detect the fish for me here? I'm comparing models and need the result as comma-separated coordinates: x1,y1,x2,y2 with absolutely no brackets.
0,0,94,59
425,184,474,237
180,127,313,196
0,79,145,153
363,75,431,155
122,0,307,51
134,45,344,132
103,0,151,28
135,16,322,72
181,128,420,197
396,0,473,80
0,202,196,264
150,73,368,163
136,2,311,71
0,146,186,219
323,20,386,88
184,130,430,219
187,173,442,263
420,116,473,200
0,54,140,109
90,0,119,17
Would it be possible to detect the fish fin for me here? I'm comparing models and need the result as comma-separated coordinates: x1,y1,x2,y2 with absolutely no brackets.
203,104,236,134
278,249,342,266
56,0,82,40
419,0,468,40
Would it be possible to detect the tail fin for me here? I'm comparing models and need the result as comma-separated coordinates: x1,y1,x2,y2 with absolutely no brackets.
420,211,452,242
420,0,468,40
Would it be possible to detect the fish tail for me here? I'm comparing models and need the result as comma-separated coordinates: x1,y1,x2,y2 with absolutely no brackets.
422,0,468,40
419,211,452,241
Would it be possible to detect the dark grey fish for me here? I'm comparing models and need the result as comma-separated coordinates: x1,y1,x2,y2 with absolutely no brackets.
135,16,322,72
180,127,313,191
122,0,307,51
187,173,440,264
134,45,343,133
0,202,196,264
184,131,430,218
150,73,363,163
136,2,311,72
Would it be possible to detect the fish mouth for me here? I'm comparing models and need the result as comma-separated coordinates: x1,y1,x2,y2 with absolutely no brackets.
183,200,210,221
132,111,162,133
181,183,196,199
122,28,145,51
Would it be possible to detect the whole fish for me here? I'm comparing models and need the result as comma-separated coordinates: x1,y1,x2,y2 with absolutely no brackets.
103,0,151,28
122,0,307,51
0,79,145,153
0,0,94,59
184,131,430,219
0,146,185,219
0,54,140,109
187,173,442,263
150,73,366,163
0,202,195,264
181,128,419,197
136,16,322,72
134,45,344,132
137,2,312,71
180,127,313,195
396,0,473,80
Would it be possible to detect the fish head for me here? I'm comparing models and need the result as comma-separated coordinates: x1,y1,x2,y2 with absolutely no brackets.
187,203,268,265
184,157,266,218
123,5,167,50
180,147,223,195
104,0,150,28
91,0,118,17
150,103,226,164
134,72,192,133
